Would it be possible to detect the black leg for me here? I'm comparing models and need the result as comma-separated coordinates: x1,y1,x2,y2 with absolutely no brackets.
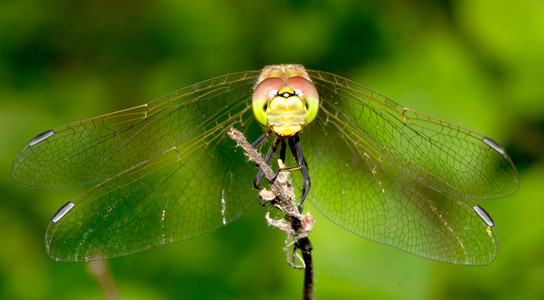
288,136,311,212
254,138,281,206
279,139,287,163
251,132,275,189
251,132,269,149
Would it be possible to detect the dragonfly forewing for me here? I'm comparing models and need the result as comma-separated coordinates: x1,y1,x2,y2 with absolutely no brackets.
307,70,518,200
11,71,261,188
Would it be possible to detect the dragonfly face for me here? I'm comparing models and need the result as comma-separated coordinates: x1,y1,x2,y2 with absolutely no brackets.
11,64,518,264
252,64,319,137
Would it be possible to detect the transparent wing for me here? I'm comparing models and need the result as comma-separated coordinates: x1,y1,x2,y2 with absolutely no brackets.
11,71,261,188
307,70,518,200
14,71,266,261
302,70,517,264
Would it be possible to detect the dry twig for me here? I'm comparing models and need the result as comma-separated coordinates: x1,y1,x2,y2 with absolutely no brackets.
228,127,315,300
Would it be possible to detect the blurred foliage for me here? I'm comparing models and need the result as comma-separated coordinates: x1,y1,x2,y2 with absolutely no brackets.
1,0,543,299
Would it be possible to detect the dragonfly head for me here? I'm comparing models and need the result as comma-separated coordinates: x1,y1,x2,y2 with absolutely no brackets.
252,65,319,137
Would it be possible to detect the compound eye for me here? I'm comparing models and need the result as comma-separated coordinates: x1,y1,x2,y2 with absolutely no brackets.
252,78,284,125
254,78,284,102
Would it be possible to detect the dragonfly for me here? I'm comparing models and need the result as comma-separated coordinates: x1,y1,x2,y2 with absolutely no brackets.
11,64,518,265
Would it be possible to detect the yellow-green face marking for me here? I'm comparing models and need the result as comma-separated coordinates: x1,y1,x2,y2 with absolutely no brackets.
252,65,319,136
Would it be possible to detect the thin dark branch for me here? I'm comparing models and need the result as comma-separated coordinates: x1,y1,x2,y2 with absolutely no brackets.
297,237,314,300
228,128,315,300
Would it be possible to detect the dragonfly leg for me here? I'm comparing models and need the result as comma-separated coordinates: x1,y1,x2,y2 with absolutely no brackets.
270,139,288,182
251,131,270,148
254,137,280,206
279,139,287,162
288,135,310,212
251,133,276,187
249,131,270,172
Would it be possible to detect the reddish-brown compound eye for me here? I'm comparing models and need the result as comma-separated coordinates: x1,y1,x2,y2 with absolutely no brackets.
252,77,285,125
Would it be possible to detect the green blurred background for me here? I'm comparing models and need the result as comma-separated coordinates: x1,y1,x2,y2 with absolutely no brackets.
1,0,543,299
